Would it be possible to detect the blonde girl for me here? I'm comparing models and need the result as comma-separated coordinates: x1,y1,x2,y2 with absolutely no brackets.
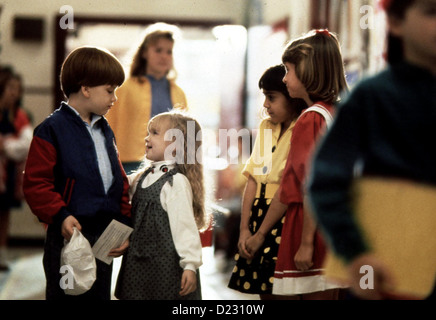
115,111,205,300
106,24,187,174
245,30,348,299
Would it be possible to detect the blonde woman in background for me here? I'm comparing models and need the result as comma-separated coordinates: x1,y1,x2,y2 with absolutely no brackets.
106,23,187,174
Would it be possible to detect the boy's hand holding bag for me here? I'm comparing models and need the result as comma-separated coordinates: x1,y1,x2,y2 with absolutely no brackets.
60,227,97,295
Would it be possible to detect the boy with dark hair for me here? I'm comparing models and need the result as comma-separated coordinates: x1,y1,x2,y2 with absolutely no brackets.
23,46,131,300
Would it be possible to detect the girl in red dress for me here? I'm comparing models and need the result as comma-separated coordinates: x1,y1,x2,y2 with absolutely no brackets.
245,30,348,299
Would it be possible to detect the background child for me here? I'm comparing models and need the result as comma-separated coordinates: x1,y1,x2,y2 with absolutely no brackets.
23,46,131,300
115,111,205,300
106,23,187,174
227,65,306,299
308,0,436,300
0,66,32,271
245,30,348,299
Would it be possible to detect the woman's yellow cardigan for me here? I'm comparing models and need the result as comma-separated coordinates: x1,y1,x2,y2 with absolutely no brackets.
106,76,187,163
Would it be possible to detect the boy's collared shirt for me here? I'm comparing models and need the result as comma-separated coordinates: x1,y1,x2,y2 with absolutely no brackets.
66,104,113,193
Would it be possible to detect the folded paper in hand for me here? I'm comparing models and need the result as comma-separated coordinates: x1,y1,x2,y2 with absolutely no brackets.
92,219,133,264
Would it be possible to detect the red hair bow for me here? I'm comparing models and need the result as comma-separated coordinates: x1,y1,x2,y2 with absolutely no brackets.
315,29,331,37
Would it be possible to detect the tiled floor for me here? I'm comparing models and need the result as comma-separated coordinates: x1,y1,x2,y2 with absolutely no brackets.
0,245,259,300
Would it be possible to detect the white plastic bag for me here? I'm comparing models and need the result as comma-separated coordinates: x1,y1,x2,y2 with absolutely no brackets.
60,227,97,295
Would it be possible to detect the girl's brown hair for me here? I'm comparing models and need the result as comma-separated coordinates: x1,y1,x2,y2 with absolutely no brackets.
60,46,125,98
0,66,13,100
282,30,348,104
146,111,208,231
0,67,24,121
130,29,176,81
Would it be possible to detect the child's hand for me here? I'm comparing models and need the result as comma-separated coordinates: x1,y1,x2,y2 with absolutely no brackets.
108,239,129,257
238,228,253,259
245,232,265,259
294,242,314,271
61,215,82,241
347,253,395,300
179,270,197,296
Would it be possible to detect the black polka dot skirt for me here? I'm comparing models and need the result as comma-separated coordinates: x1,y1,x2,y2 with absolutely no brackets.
228,196,285,295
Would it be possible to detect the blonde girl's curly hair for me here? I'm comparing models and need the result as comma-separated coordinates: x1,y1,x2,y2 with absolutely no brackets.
148,111,208,231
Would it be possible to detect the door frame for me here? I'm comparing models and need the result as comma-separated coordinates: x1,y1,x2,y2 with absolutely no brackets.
53,15,230,107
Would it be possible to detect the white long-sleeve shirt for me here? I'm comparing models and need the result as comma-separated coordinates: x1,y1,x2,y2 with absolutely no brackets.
128,160,203,272
4,124,32,161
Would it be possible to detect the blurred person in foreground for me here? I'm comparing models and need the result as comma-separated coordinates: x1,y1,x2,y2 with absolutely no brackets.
308,0,436,300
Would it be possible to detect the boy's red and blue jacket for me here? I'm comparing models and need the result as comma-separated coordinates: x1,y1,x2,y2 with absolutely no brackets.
23,103,131,227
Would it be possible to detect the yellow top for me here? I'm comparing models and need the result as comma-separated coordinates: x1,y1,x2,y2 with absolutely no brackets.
106,76,187,162
324,177,436,299
243,118,295,198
